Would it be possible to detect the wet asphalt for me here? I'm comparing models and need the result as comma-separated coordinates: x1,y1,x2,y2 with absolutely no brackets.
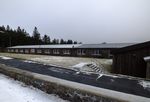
0,58,150,98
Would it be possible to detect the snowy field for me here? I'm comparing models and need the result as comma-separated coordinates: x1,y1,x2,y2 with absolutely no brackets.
0,53,112,72
0,74,68,102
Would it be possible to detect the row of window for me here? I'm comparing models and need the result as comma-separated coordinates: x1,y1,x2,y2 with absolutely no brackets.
8,49,102,56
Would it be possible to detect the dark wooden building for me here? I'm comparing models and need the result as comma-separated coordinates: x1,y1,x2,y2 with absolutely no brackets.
6,43,134,58
112,41,150,78
75,43,134,58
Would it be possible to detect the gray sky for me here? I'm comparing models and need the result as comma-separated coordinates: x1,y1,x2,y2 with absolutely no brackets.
0,0,150,43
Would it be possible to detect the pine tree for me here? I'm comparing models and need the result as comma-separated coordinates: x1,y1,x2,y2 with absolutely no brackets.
0,25,5,31
67,39,73,44
0,25,79,47
60,39,65,44
73,41,77,44
52,39,57,44
17,26,22,33
56,39,59,44
6,25,10,31
32,27,41,44
42,34,51,44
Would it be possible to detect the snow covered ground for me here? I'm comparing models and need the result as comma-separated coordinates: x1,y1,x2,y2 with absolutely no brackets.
0,74,68,102
0,53,112,72
0,56,13,60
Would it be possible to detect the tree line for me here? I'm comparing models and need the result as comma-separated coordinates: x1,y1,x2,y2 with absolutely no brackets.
0,25,81,48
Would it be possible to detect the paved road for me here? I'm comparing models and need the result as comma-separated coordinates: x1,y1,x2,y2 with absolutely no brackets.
0,58,150,98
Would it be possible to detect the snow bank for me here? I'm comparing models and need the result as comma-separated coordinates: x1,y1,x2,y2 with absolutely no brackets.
0,74,68,102
0,56,13,60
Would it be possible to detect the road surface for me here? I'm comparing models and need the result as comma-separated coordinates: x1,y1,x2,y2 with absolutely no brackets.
0,57,150,98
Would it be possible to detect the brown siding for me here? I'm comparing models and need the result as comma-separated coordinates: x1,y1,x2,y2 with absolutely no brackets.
113,47,150,78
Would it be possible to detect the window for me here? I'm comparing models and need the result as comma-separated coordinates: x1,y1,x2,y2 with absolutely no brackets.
92,50,101,55
53,49,59,54
11,49,14,52
77,49,85,55
30,49,35,53
7,49,10,52
63,49,70,55
19,49,24,53
25,49,29,53
109,54,113,58
44,49,51,54
108,50,113,58
15,49,18,53
37,49,42,53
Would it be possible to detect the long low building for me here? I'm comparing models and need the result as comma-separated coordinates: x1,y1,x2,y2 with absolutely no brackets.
7,43,134,58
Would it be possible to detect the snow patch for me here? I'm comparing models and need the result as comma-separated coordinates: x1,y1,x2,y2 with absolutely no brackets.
23,60,37,64
103,59,112,64
96,74,103,80
0,56,13,60
139,80,150,89
75,72,80,74
96,74,119,80
104,74,119,78
144,56,150,61
72,62,89,68
0,74,68,102
71,62,95,72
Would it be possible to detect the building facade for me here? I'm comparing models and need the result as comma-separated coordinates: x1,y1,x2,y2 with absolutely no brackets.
7,43,134,58
112,41,150,78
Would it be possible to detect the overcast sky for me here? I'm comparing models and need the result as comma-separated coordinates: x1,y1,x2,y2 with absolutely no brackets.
0,0,150,43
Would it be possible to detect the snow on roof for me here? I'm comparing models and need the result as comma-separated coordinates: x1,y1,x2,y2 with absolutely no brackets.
113,41,150,54
8,44,81,49
8,43,135,49
144,56,150,61
76,43,135,49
